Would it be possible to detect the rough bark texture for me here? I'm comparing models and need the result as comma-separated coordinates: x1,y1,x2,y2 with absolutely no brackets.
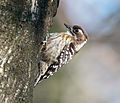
0,0,59,103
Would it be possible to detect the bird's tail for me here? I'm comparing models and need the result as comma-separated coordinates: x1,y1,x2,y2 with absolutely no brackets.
34,73,42,87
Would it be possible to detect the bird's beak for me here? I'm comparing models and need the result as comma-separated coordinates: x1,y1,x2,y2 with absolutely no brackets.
64,23,72,30
64,23,74,36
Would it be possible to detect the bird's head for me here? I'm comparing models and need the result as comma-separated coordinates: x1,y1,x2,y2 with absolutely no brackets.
64,23,88,42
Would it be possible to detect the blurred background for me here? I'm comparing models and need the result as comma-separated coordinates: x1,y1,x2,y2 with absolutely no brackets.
33,0,120,103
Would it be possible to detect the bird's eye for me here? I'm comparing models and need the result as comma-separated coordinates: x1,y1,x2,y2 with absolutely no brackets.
74,29,79,32
73,29,84,35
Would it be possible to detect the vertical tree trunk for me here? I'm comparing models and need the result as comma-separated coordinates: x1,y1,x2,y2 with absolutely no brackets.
0,0,59,102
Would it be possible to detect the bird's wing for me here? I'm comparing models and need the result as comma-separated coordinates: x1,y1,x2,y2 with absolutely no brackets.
40,42,76,80
41,33,73,63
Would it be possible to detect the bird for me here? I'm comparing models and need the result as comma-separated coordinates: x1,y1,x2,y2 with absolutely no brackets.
34,23,88,86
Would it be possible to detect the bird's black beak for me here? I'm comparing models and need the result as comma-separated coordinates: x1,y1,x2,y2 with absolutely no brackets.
64,23,74,36
64,23,71,30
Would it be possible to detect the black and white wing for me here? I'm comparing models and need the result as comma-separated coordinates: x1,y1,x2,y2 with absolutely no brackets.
40,42,76,80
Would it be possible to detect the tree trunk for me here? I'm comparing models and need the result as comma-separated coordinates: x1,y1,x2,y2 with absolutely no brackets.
0,0,59,102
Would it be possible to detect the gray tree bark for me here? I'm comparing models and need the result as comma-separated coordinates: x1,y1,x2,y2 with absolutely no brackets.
0,0,59,103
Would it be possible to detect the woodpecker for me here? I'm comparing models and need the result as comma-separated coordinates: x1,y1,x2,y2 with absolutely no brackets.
34,23,88,86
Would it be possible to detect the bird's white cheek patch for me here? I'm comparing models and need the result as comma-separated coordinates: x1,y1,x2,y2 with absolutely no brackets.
78,29,84,35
